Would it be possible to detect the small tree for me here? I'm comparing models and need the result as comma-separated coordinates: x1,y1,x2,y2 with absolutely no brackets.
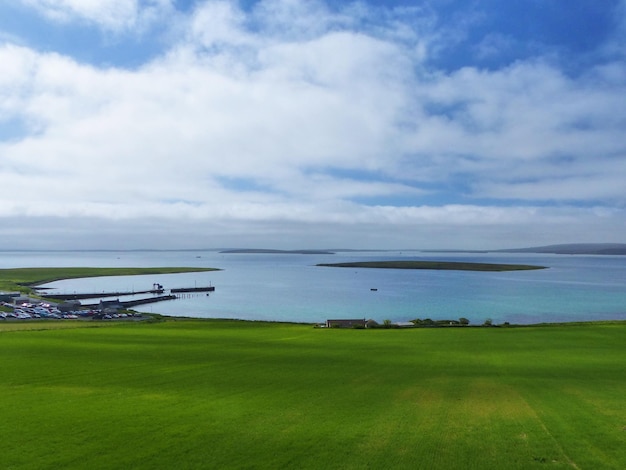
459,317,470,326
383,319,393,328
483,318,493,327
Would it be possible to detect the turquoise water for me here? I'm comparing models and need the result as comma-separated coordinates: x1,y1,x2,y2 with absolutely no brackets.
2,250,626,325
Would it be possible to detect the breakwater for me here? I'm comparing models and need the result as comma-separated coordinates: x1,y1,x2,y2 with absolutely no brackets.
171,286,215,293
121,295,177,308
39,288,165,300
82,295,177,308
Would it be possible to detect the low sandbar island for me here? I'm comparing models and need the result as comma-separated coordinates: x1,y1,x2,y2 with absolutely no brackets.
316,260,547,271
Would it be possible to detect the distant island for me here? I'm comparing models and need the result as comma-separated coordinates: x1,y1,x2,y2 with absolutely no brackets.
497,243,626,255
317,261,546,271
220,249,335,255
416,243,626,255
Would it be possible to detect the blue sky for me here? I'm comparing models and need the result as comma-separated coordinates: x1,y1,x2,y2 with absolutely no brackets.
1,0,625,250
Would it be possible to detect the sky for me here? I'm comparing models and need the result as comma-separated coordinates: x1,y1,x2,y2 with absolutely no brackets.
1,0,625,250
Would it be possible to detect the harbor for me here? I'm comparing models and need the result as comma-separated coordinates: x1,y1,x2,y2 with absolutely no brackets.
37,283,215,309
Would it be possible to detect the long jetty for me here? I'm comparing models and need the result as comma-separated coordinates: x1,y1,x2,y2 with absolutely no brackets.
82,295,177,308
121,295,177,308
171,286,215,293
41,289,165,301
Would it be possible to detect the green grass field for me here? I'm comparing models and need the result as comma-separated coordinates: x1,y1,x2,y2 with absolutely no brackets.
1,320,624,469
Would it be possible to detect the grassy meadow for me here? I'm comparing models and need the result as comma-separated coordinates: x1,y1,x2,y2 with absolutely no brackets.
1,319,624,469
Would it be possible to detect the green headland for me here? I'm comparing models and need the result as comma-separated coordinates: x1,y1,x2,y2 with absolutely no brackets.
0,266,218,294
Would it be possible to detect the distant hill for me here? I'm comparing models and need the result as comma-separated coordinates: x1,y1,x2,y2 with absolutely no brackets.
498,243,626,255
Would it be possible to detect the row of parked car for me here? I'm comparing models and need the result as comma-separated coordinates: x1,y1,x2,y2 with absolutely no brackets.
1,301,82,319
0,301,142,320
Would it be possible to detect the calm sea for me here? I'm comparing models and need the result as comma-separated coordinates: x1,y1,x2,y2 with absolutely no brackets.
2,250,625,325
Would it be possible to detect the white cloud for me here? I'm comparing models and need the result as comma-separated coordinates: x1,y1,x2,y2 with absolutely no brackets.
1,203,624,250
396,59,626,200
189,0,251,48
474,157,626,203
1,0,625,249
19,0,173,32
473,33,516,60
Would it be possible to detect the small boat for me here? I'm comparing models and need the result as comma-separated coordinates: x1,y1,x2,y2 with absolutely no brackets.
370,288,378,291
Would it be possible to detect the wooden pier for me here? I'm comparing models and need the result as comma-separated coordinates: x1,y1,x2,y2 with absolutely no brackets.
171,286,215,293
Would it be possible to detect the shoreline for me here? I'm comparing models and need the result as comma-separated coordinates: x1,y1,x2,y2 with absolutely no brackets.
2,312,625,330
3,266,625,328
95,313,626,329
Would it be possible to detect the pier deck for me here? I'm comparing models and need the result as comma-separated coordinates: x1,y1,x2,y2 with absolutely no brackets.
171,286,215,293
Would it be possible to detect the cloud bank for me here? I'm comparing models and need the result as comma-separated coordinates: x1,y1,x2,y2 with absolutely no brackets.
1,0,625,249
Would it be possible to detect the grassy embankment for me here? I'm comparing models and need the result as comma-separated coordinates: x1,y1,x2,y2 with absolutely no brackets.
0,319,624,469
0,267,219,294
317,260,546,271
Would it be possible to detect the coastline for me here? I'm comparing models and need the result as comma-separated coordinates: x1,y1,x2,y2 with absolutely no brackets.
3,311,626,331
2,254,626,326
